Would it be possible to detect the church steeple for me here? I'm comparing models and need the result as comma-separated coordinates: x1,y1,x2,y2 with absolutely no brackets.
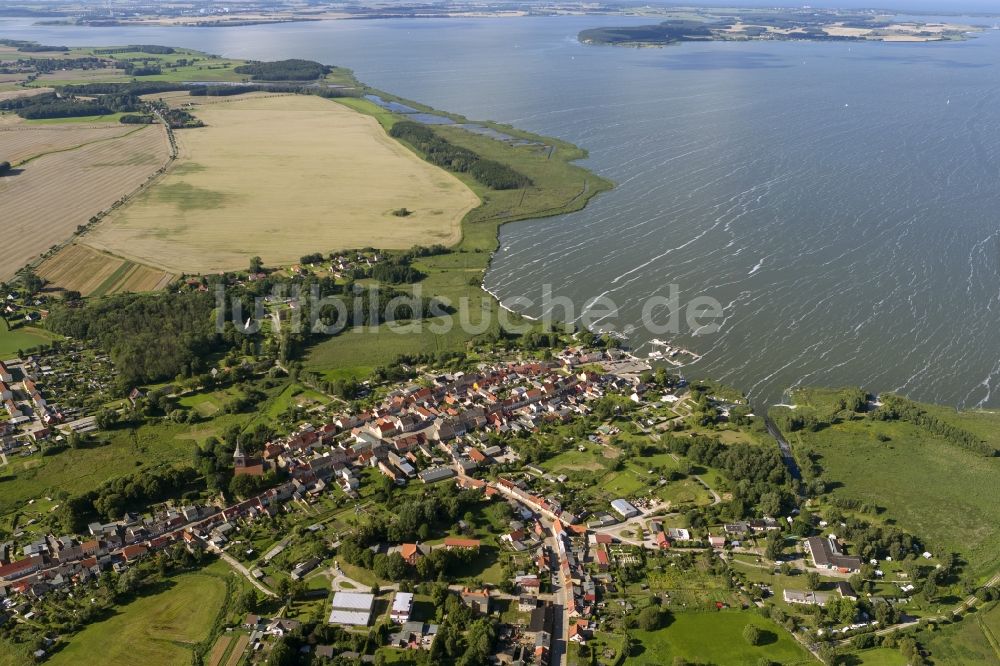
233,441,246,468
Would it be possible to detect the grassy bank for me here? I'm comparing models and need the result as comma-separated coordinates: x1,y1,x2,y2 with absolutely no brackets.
0,324,62,358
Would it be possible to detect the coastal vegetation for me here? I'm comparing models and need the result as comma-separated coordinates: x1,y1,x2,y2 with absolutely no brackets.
771,388,1000,581
389,120,531,190
580,20,712,46
233,58,330,81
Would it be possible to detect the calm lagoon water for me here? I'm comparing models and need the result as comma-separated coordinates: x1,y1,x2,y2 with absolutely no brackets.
3,16,999,408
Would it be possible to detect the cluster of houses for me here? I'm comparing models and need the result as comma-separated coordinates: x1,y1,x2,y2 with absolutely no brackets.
0,348,645,606
236,351,650,506
3,292,45,325
1,359,65,447
310,250,382,281
0,483,301,601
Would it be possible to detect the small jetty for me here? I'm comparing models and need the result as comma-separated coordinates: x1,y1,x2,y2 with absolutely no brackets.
648,339,702,366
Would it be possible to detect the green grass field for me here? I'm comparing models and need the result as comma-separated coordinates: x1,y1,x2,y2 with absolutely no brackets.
0,414,243,519
785,415,1000,581
0,324,61,358
851,648,909,665
919,602,1000,665
48,564,229,666
628,611,815,665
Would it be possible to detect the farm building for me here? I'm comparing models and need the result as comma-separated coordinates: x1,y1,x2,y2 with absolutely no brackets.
805,536,862,572
610,499,639,519
329,592,375,626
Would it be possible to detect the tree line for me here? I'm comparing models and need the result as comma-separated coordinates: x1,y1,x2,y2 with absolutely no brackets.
233,59,330,81
93,45,176,55
0,90,144,119
57,467,200,532
871,393,996,456
0,38,68,52
389,121,532,190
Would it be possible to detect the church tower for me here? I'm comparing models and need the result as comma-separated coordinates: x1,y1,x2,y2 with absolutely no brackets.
233,441,247,469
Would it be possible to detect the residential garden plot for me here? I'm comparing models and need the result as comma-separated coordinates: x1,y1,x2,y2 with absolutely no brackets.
84,94,480,274
0,124,170,281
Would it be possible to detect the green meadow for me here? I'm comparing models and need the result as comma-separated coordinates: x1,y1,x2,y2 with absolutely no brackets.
921,601,1000,665
628,611,815,665
48,561,231,666
0,325,61,358
785,413,1000,581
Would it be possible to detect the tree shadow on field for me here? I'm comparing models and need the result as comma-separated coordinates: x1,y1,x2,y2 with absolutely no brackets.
756,629,778,646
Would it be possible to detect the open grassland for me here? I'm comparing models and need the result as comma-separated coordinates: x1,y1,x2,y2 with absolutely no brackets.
84,94,480,273
48,564,229,666
851,648,908,665
0,380,296,524
37,244,175,296
0,123,135,165
921,601,1000,665
0,124,170,281
0,325,61,358
628,611,814,664
0,417,230,519
786,414,1000,580
33,68,130,85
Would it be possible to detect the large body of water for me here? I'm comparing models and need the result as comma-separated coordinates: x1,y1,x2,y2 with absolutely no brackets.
3,15,999,408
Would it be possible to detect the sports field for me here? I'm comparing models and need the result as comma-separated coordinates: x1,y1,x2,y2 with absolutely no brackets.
48,566,228,666
84,94,480,273
37,244,175,296
0,124,170,281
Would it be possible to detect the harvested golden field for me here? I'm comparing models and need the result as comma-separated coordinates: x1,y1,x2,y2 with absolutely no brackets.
37,244,175,296
0,87,53,102
84,94,480,273
0,124,170,281
0,123,135,164
34,68,129,83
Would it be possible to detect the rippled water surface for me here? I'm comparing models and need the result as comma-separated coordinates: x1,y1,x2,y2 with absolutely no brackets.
4,16,999,407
